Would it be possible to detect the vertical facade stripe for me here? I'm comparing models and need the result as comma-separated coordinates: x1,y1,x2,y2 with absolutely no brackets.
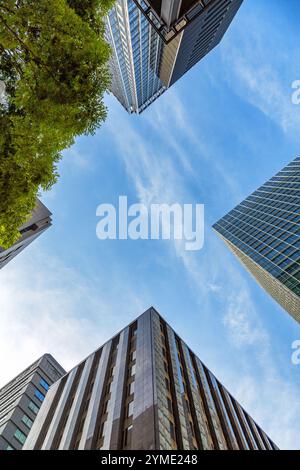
41,367,78,449
105,328,130,449
219,387,249,449
192,356,227,450
58,354,94,449
205,369,239,450
165,325,190,449
131,309,157,450
245,415,267,450
78,341,112,449
231,401,258,450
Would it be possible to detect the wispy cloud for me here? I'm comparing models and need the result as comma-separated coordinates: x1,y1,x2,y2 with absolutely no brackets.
220,8,300,136
0,248,146,388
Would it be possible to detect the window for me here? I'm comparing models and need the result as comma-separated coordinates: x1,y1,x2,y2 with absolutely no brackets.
123,424,133,448
189,420,195,437
185,399,191,414
14,428,27,444
102,400,108,414
167,398,173,414
165,377,170,391
39,378,49,391
128,381,135,396
130,364,136,377
34,389,45,402
28,401,39,415
22,414,33,429
127,400,134,417
99,420,106,439
6,445,14,450
130,350,136,362
169,420,176,441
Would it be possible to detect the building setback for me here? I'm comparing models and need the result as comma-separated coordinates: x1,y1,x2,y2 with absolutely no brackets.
24,308,277,450
0,199,52,270
213,156,300,323
106,0,243,114
0,355,65,450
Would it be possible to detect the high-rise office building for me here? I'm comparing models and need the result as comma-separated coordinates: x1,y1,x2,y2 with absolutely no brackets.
0,355,65,450
0,199,52,270
213,156,300,323
106,0,243,114
24,308,277,450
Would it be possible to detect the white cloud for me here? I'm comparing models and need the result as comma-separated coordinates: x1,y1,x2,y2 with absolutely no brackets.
223,289,269,348
220,12,300,136
0,248,146,388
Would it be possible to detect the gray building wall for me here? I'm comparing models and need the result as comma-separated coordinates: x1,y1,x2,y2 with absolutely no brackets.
0,354,65,450
0,199,52,270
168,0,243,86
24,308,278,450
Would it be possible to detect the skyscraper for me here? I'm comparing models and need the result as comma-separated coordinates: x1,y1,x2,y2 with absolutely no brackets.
0,355,65,450
24,308,277,450
106,0,243,114
0,199,52,270
213,156,300,323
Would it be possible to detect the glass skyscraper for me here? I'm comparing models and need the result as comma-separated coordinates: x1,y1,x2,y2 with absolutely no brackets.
213,156,300,323
105,0,243,114
105,0,166,114
24,308,277,450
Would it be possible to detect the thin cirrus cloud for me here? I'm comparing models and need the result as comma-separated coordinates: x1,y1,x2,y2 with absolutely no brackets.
103,89,300,449
220,6,300,137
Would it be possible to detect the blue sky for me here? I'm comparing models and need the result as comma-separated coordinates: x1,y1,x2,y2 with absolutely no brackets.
1,0,300,449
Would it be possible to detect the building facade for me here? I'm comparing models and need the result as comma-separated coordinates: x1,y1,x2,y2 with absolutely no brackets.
105,0,166,114
0,355,65,450
24,308,277,450
106,0,243,114
213,156,300,323
0,199,52,270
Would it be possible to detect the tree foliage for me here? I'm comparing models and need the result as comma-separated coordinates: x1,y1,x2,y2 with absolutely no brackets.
0,0,113,248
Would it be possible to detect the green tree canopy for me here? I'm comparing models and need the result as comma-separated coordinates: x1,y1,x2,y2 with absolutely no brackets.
0,0,113,248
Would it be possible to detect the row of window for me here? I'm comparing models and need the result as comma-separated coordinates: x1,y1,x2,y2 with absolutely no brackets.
216,224,300,291
122,325,137,449
8,394,43,448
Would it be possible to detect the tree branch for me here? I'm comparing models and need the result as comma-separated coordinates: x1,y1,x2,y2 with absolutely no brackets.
0,12,62,86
